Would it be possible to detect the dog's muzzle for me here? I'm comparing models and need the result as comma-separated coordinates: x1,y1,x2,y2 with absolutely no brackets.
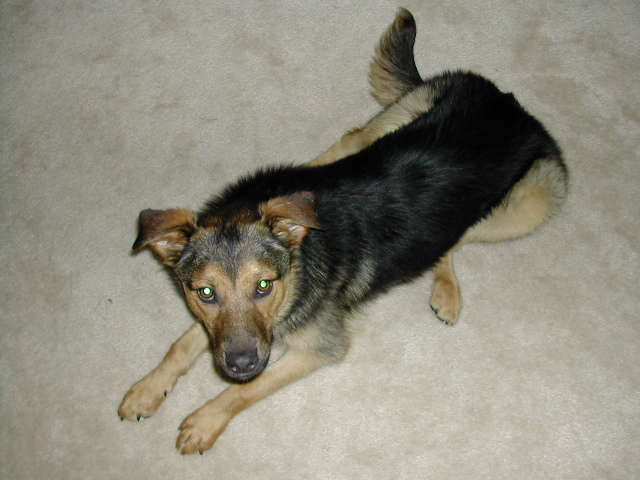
220,346,269,382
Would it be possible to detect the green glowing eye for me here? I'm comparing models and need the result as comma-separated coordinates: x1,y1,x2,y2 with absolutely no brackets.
198,287,215,301
256,280,272,295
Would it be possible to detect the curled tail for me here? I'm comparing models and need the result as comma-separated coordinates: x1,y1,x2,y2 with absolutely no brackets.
369,8,424,107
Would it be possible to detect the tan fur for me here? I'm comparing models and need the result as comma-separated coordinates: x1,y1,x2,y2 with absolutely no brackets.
119,320,336,455
133,208,197,266
305,8,431,168
120,248,313,454
177,330,332,454
304,84,437,167
118,322,210,421
260,192,323,247
187,259,291,361
429,155,568,324
462,155,568,244
429,251,462,325
369,7,422,107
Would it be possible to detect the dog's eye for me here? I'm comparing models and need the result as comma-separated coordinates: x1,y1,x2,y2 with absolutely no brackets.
256,280,272,296
197,286,216,303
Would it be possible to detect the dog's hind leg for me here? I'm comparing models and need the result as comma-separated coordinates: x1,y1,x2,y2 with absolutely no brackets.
303,127,368,167
303,83,437,167
429,250,462,325
430,155,568,325
119,322,210,420
461,156,567,244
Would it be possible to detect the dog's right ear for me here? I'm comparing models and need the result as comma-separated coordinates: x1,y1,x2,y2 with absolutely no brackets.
132,208,197,266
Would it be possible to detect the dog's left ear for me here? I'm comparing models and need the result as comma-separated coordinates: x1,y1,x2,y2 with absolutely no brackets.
132,208,197,266
260,192,324,248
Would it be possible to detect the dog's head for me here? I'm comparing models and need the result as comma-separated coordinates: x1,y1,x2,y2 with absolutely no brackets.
132,192,322,382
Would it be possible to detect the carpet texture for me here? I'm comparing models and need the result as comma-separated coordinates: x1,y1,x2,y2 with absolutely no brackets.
1,1,639,479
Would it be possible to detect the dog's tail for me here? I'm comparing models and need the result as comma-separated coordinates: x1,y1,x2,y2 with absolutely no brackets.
369,8,424,107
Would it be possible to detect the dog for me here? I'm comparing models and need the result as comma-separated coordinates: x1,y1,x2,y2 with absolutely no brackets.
118,8,568,454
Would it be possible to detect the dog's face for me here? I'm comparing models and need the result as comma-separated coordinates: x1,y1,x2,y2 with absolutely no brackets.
133,193,322,382
178,221,298,382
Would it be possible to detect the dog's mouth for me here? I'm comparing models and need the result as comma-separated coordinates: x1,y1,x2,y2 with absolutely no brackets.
217,348,271,383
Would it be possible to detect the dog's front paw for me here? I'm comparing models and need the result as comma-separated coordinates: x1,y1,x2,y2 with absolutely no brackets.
429,277,462,325
177,402,231,455
118,372,173,421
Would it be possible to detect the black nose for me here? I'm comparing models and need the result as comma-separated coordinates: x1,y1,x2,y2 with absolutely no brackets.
225,350,259,375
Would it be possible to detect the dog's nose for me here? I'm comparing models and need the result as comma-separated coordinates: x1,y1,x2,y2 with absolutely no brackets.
225,350,259,375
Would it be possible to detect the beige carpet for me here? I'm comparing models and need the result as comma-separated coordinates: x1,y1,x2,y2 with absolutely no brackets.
1,1,639,479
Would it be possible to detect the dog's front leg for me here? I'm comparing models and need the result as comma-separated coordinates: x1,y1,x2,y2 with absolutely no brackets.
176,347,329,454
119,322,209,420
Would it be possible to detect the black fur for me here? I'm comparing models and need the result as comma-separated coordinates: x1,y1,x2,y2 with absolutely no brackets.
200,71,560,320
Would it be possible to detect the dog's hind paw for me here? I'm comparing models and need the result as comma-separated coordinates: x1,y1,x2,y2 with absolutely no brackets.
429,278,462,326
430,304,457,326
118,372,174,421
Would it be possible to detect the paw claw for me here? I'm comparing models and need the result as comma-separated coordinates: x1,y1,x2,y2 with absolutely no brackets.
175,405,230,455
429,278,462,326
118,373,174,421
